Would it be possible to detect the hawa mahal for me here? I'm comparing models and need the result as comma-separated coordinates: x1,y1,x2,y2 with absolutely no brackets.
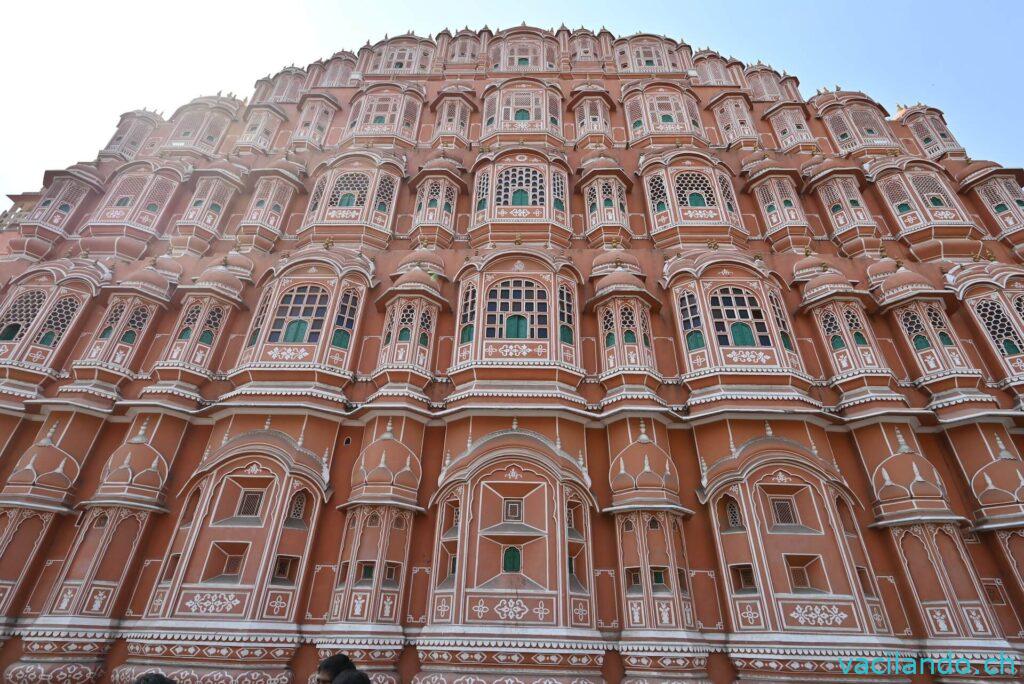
0,23,1022,684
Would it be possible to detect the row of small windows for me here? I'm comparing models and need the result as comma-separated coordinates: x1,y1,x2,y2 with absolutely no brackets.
15,275,1024,380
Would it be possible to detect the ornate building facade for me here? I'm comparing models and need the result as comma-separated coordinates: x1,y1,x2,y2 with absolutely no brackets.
0,23,1023,684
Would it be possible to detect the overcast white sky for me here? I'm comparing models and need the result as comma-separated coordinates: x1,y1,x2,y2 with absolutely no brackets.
2,0,1022,210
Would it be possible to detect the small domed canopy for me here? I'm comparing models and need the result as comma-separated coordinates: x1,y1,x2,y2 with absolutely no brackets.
248,158,307,191
186,260,245,302
740,149,801,187
608,437,686,512
376,265,447,310
116,263,173,301
800,154,865,191
875,266,945,308
394,248,447,278
953,159,1024,193
348,430,422,509
801,271,863,307
588,268,660,311
577,151,632,188
590,248,643,279
791,250,837,283
866,256,900,286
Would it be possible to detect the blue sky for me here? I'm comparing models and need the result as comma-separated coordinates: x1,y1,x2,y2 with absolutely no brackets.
1,0,1020,210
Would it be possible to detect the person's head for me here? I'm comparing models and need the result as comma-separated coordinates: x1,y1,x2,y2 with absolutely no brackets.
316,653,356,683
133,674,177,684
332,670,371,684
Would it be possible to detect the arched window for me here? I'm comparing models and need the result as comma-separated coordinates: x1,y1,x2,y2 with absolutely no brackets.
647,175,669,214
821,311,845,349
602,308,616,348
678,291,704,350
177,304,202,341
769,292,794,352
288,492,307,520
973,299,1024,357
899,309,931,350
496,167,545,207
485,279,548,340
724,497,743,529
674,172,716,208
459,284,477,343
33,296,80,349
120,307,151,345
475,171,490,211
844,308,869,346
0,290,46,342
710,287,770,347
558,284,575,344
246,293,270,348
502,546,521,573
923,307,951,347
331,288,360,349
268,285,330,345
198,306,224,345
329,173,370,208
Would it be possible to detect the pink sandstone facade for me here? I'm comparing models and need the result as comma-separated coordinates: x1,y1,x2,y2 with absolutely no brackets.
0,23,1023,684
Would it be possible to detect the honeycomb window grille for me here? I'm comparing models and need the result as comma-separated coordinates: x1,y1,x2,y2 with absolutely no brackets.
851,107,888,140
485,279,548,340
882,178,915,215
246,293,271,348
418,308,433,347
200,306,225,345
725,499,743,528
459,284,477,343
98,302,126,340
843,307,870,346
769,292,794,351
910,173,954,210
899,308,931,350
373,174,397,214
329,173,370,208
475,171,490,211
267,285,330,345
552,172,567,211
821,310,845,350
717,174,741,225
104,175,147,210
710,286,770,348
495,167,545,207
558,284,575,344
648,94,685,128
673,172,716,208
330,288,360,350
601,307,616,347
33,296,81,348
620,305,638,344
177,304,203,340
647,174,669,214
397,304,416,342
925,304,957,347
121,306,151,345
0,290,46,342
678,291,705,351
825,112,854,146
288,492,307,520
308,176,328,215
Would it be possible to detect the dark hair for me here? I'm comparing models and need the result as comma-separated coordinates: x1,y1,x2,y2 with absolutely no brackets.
318,653,356,677
332,671,371,684
133,675,177,684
